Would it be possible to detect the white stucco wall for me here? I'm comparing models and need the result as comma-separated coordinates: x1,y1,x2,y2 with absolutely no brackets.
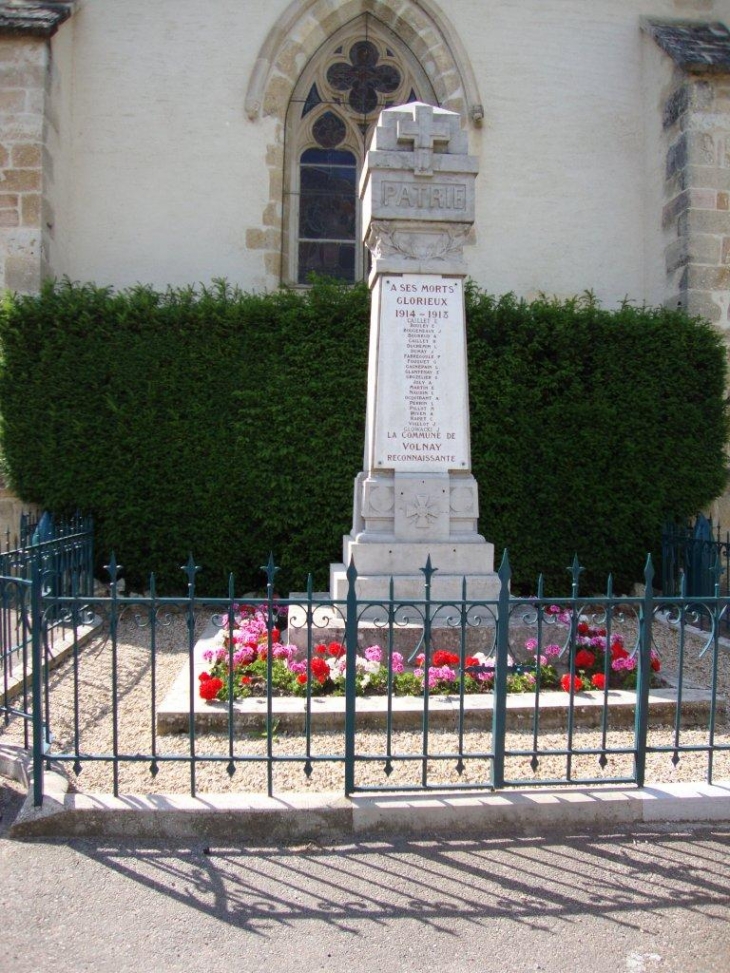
44,13,75,281
52,0,278,291
45,0,730,304
463,0,730,304
640,26,676,309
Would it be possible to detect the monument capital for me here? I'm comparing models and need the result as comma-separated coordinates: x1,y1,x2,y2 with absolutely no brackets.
360,102,478,282
374,102,468,175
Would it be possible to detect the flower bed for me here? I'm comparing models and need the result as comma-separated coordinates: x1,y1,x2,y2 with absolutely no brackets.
198,605,662,704
528,608,661,693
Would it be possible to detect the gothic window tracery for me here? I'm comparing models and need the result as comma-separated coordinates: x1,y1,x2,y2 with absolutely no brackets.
284,18,437,285
326,40,401,116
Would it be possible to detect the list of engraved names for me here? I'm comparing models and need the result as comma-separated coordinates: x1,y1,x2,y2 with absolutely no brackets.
373,275,470,472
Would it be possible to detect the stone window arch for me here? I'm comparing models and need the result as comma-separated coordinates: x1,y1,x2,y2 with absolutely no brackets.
283,17,438,284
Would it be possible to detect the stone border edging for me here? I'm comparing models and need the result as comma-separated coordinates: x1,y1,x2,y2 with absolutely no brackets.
3,744,730,842
158,687,717,734
0,742,29,789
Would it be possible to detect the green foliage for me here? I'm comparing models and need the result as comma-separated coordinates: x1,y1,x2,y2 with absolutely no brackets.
0,278,369,593
466,286,729,593
0,279,726,594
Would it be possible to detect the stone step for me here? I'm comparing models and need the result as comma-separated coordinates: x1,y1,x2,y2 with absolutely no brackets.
157,688,716,736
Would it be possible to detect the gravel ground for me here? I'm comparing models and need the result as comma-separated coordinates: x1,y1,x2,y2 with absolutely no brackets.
1,605,729,795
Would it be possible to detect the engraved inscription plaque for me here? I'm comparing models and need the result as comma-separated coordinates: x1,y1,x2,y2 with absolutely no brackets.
372,274,470,472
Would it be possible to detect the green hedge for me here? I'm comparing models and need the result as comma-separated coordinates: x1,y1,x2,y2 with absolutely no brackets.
0,279,726,595
466,288,728,593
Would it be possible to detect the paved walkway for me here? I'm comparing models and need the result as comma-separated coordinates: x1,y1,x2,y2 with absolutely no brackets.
2,778,729,973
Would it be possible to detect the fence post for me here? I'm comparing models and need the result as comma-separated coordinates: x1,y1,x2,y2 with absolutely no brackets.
264,553,279,798
492,550,511,789
86,515,95,599
635,555,654,788
344,558,358,796
421,556,435,788
182,554,199,798
30,554,44,807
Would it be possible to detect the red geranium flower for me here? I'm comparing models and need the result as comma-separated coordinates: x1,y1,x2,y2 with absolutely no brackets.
611,643,629,661
432,651,459,667
199,677,224,701
328,642,345,658
314,643,327,655
651,656,661,672
296,673,308,685
577,622,590,635
465,656,480,668
574,649,596,670
560,674,583,693
310,657,330,684
198,671,211,682
591,673,606,690
240,676,251,685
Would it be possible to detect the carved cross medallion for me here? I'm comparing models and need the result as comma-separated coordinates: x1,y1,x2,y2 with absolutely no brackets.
396,103,453,176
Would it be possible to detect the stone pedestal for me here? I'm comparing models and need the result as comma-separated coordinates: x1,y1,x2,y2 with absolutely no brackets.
329,466,496,601
330,103,498,603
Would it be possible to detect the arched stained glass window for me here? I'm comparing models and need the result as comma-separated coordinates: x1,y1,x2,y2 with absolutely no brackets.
283,16,438,285
298,147,357,283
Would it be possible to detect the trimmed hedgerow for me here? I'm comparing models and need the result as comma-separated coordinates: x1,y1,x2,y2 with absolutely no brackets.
466,286,728,593
0,279,726,594
0,278,369,594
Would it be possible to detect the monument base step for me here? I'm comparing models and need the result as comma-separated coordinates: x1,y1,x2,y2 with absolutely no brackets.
335,535,495,577
329,564,500,603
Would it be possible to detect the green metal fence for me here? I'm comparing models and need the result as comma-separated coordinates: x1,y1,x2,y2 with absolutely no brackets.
0,513,94,805
662,515,730,639
2,548,728,806
0,512,94,596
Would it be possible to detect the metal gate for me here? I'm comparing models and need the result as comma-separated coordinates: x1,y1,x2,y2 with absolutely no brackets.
341,554,655,795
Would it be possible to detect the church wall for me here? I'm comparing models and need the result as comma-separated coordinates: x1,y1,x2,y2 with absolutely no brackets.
641,27,677,309
468,2,649,304
43,14,75,282
2,0,730,553
51,0,279,291
35,0,730,308
0,35,45,293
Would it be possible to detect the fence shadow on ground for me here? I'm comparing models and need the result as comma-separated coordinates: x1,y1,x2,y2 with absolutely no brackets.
63,827,730,936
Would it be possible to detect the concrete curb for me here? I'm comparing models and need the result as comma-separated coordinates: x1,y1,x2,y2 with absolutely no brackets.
3,745,730,842
0,742,29,789
350,780,730,835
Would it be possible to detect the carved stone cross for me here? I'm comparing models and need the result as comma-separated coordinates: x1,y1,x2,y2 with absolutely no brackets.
396,102,454,176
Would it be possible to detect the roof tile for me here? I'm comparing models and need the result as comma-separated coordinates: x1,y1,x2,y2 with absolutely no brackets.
644,19,730,73
0,1,73,38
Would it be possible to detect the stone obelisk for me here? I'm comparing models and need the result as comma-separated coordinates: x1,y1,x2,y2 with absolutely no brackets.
330,103,498,602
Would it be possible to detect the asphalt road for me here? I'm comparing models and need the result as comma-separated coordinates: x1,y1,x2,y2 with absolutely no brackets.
1,780,729,973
